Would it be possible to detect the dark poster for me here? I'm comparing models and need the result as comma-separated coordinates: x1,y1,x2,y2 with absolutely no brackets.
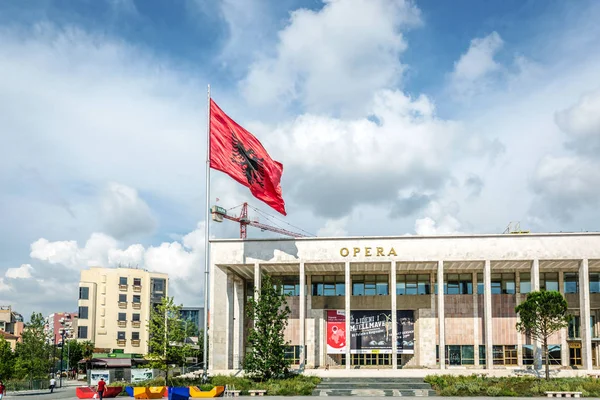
349,310,414,354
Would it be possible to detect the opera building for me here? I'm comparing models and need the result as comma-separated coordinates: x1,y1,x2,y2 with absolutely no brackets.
208,233,600,371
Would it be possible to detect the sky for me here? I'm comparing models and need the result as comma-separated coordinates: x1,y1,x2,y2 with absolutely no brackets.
1,0,600,320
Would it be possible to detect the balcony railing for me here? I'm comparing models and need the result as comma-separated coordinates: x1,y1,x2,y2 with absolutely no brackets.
132,302,141,310
132,320,141,328
117,339,126,347
117,320,127,328
119,284,128,291
133,285,142,292
131,339,141,347
118,302,127,309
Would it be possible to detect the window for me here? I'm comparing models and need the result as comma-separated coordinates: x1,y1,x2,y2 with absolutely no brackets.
132,332,140,340
152,279,165,293
351,353,391,366
591,273,600,293
569,316,596,338
119,294,127,303
133,295,141,303
119,277,128,286
445,274,472,294
77,326,88,339
491,273,515,294
132,313,140,322
540,272,559,291
312,275,345,296
274,276,300,296
78,306,88,319
352,275,389,296
522,345,534,365
397,274,430,295
118,313,127,321
564,272,579,293
479,345,486,365
477,274,484,294
493,345,517,365
520,272,531,294
117,331,126,340
446,345,474,365
133,278,142,286
79,287,89,300
284,345,302,365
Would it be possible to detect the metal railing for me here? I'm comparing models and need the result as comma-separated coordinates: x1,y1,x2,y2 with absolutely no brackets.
5,379,50,392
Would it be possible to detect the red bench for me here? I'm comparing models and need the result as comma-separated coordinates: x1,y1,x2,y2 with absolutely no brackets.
76,386,123,398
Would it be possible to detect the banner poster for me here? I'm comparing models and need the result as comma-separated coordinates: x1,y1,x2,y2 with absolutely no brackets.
131,368,153,383
326,310,346,354
90,370,110,385
327,310,414,354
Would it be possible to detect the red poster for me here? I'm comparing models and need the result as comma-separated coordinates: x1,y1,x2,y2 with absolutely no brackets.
326,310,346,354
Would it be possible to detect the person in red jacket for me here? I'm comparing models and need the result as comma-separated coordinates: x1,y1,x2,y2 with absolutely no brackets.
97,378,106,400
0,381,6,400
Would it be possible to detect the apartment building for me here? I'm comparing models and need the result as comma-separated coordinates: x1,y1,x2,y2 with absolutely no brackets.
77,267,168,354
0,305,24,336
44,312,78,344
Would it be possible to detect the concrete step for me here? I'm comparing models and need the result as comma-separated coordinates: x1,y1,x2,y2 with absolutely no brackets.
312,389,437,396
317,383,432,389
313,378,436,397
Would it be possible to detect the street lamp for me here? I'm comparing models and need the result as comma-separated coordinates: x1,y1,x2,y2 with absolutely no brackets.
59,328,66,388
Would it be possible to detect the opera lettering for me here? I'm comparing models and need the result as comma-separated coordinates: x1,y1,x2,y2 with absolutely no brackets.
340,247,397,257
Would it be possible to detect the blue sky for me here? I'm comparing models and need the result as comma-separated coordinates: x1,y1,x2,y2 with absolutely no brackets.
1,0,600,317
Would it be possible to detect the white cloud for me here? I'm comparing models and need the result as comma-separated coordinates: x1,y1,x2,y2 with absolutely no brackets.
30,233,118,270
413,201,461,235
0,278,12,292
241,0,421,115
555,89,600,145
101,182,157,239
108,244,145,268
317,217,350,237
450,32,503,98
5,264,34,279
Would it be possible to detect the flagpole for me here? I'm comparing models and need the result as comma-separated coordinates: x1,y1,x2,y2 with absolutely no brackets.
202,84,211,383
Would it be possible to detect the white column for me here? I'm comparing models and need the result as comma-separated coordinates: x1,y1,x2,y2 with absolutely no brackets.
484,260,493,370
254,263,261,302
473,272,480,366
531,259,542,369
437,261,445,369
391,261,398,369
233,278,244,369
515,271,523,366
580,259,593,370
299,262,306,369
345,261,351,369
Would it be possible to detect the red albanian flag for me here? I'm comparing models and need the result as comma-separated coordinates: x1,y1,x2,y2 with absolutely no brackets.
209,99,287,215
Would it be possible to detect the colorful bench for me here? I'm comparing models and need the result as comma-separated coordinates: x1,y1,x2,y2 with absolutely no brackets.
189,386,225,398
76,386,124,398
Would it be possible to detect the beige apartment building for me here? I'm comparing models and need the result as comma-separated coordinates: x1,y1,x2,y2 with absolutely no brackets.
77,267,168,354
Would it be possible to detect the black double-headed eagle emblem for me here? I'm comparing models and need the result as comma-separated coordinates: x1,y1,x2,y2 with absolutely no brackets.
230,128,265,188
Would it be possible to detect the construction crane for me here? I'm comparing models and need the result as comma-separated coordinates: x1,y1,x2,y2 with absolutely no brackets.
210,202,309,239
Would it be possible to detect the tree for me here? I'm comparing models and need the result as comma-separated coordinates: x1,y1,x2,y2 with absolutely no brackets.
146,297,190,384
243,275,291,381
516,291,570,379
14,312,52,381
0,335,15,379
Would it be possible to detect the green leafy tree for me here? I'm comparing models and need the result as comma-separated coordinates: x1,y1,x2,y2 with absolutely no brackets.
14,312,52,380
243,275,291,381
146,297,190,384
0,335,15,379
516,291,570,379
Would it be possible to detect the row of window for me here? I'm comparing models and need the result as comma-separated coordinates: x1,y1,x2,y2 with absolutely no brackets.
117,331,140,340
265,272,600,297
119,277,142,286
436,345,562,366
78,306,142,322
119,294,141,303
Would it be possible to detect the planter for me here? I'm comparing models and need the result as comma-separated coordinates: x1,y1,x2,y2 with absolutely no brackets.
132,386,167,399
76,386,123,399
168,387,190,400
189,386,225,398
